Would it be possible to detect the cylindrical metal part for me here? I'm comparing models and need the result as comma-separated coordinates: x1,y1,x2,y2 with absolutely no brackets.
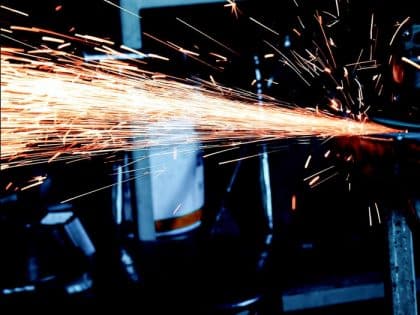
386,208,418,315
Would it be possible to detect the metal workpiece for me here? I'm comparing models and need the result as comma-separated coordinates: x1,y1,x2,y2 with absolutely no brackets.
386,208,418,315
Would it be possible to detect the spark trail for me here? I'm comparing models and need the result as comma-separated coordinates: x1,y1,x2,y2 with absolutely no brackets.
1,45,397,169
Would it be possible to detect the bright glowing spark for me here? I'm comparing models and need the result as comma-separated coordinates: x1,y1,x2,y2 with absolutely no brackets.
264,53,274,59
167,41,200,57
297,16,305,30
249,17,280,36
304,165,335,182
58,42,71,49
0,5,28,17
143,32,218,70
224,0,240,19
374,202,381,224
304,155,312,169
120,45,146,58
209,52,227,61
316,13,337,68
60,174,135,203
103,0,142,19
172,203,182,215
291,194,297,211
335,0,340,17
146,52,169,61
292,28,302,36
75,33,115,45
370,13,374,41
209,75,217,86
21,181,44,191
21,175,47,191
401,56,420,70
1,33,38,50
321,11,337,20
42,36,65,44
368,206,373,226
176,17,239,55
1,28,13,34
218,151,270,165
5,182,13,191
308,175,320,186
389,16,410,46
310,171,339,188
202,146,239,158
369,13,376,60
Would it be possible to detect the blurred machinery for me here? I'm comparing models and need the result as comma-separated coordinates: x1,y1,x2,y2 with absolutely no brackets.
389,22,420,123
111,121,205,241
372,21,420,129
0,193,95,304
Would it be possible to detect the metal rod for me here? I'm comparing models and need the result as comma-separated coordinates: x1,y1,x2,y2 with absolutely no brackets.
254,55,273,230
386,208,418,315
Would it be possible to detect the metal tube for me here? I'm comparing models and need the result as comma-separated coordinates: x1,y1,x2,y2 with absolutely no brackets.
254,55,274,231
386,208,418,315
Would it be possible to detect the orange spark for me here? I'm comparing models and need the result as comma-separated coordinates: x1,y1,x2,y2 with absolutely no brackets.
291,194,297,211
224,0,240,19
5,182,13,191
308,176,320,186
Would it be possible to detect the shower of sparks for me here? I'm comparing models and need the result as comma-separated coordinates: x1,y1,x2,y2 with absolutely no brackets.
0,1,414,215
260,2,398,120
1,40,396,170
